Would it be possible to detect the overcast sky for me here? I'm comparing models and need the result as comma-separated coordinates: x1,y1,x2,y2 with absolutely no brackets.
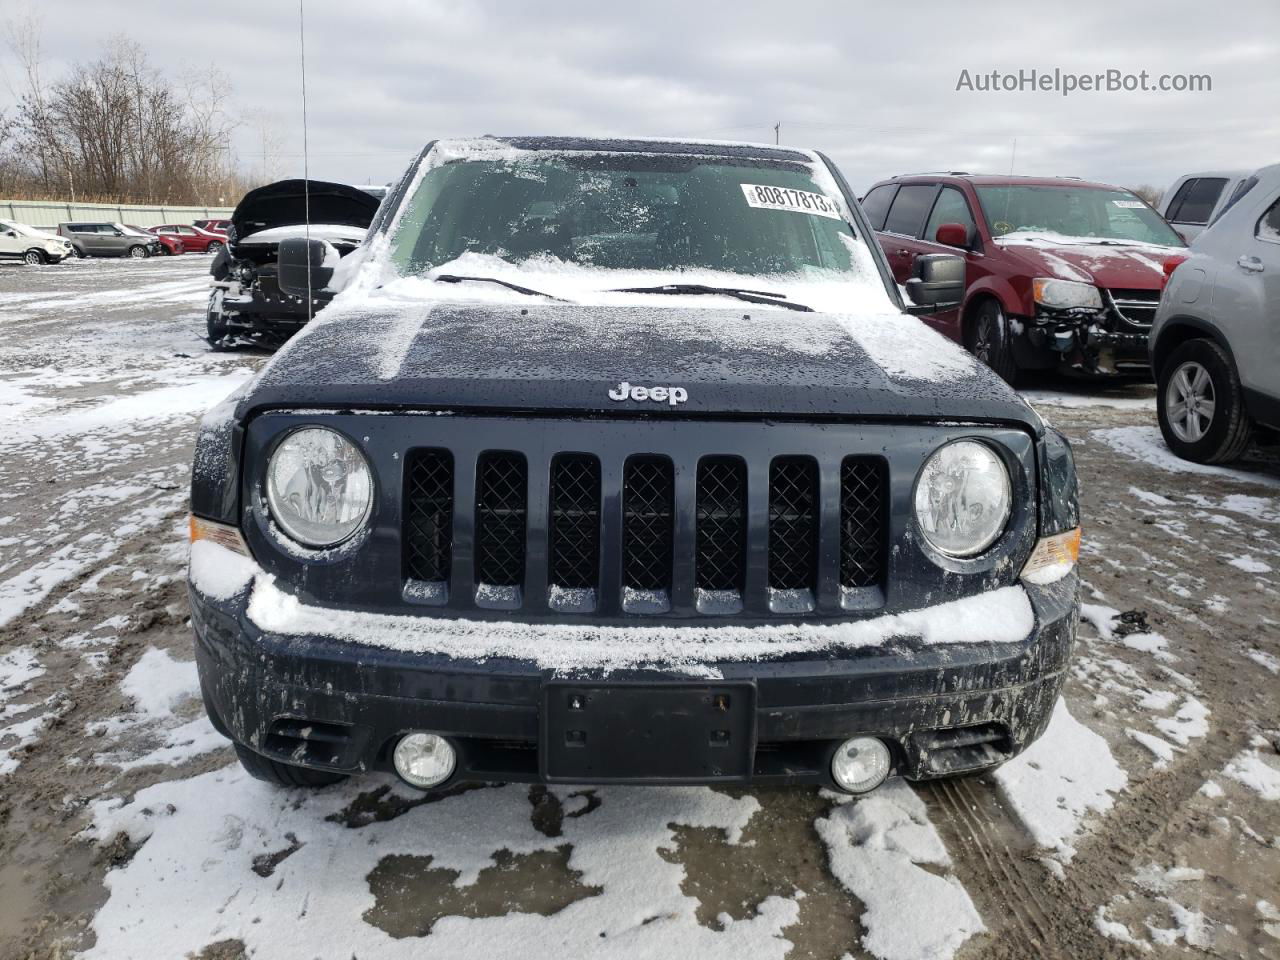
4,0,1277,196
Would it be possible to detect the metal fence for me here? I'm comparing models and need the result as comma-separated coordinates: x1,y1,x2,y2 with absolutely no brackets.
0,199,235,229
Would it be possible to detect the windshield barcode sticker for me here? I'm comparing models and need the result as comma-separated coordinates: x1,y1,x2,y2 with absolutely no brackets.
1112,199,1146,209
741,184,843,220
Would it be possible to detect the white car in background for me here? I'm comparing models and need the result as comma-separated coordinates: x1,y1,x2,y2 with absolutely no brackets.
1159,170,1257,243
0,218,74,264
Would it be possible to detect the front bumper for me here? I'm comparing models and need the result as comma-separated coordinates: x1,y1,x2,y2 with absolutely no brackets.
191,574,1078,790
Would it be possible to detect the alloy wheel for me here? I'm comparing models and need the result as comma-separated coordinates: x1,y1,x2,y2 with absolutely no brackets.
1165,360,1216,443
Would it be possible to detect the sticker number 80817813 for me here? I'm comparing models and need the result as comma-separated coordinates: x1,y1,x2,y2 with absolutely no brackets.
740,183,844,220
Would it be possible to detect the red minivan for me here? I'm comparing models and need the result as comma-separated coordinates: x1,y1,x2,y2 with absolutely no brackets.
860,174,1187,381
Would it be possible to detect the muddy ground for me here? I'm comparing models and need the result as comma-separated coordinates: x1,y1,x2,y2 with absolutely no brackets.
0,257,1277,960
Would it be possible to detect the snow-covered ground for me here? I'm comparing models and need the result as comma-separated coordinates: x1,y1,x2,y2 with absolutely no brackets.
1,257,1278,959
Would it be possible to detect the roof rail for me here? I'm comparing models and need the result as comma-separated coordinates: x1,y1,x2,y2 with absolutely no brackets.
895,171,972,177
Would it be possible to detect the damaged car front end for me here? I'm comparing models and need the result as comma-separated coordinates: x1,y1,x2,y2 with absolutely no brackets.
1019,275,1162,376
206,179,383,349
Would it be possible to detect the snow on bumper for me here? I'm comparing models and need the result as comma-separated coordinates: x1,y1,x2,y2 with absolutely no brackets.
188,540,1077,786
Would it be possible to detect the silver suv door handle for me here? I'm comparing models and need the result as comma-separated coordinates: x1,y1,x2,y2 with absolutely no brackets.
1237,255,1264,273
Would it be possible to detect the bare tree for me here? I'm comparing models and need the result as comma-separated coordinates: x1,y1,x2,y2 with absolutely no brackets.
1,18,249,204
1129,184,1164,207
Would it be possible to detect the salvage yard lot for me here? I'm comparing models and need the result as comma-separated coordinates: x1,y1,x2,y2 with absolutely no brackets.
0,258,1277,959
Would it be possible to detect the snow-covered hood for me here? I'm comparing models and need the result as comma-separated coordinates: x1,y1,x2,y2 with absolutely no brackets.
995,235,1184,289
241,300,1039,428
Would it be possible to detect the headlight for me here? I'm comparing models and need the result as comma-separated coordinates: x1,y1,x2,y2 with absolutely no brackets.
913,440,1012,558
265,427,373,548
1032,278,1102,310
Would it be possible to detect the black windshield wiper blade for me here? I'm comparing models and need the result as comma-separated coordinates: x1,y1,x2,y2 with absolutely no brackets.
609,283,814,312
433,274,570,302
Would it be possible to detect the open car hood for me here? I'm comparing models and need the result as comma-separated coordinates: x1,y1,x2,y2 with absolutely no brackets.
230,179,381,242
240,299,1041,430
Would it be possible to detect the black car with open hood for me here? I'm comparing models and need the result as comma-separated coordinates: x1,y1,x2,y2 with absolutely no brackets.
187,136,1081,798
206,178,384,349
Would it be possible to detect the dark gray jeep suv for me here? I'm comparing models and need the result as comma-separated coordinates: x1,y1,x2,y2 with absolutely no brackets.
188,136,1081,796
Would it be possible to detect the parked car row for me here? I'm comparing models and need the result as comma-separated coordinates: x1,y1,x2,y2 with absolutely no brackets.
0,218,229,264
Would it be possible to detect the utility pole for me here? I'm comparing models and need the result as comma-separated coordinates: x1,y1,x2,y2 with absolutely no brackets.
774,122,781,144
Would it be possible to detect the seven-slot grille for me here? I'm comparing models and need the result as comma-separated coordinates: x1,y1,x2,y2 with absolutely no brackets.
403,449,887,615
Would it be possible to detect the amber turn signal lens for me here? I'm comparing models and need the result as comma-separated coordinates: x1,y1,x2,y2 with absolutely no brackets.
1020,528,1081,584
189,515,251,556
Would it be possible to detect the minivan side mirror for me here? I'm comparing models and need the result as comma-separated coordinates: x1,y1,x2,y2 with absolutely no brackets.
934,222,970,248
277,237,338,298
904,254,965,313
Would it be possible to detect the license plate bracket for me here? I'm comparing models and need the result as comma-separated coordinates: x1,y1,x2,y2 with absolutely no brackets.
540,681,756,783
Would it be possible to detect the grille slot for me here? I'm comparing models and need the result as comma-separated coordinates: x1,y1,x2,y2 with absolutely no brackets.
768,457,818,608
475,452,527,605
840,458,886,592
622,456,674,612
404,450,453,601
549,454,601,611
696,457,746,611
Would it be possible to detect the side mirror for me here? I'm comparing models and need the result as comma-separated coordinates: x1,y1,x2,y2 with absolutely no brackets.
277,237,337,298
904,254,965,312
934,222,969,248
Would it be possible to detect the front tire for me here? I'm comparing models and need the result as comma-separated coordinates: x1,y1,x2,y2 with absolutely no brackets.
234,743,347,788
127,244,149,259
1157,338,1252,464
23,249,46,265
966,299,1018,384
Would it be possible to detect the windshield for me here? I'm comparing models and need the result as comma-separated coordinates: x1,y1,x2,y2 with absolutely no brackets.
975,185,1184,247
117,224,153,237
389,152,865,280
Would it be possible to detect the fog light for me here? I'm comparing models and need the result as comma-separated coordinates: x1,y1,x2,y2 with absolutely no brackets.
831,737,891,793
392,732,456,789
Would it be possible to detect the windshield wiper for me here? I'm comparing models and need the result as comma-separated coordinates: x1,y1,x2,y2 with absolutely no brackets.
609,283,814,312
433,274,570,302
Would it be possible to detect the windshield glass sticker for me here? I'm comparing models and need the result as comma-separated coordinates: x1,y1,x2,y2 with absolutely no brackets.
741,184,843,220
1112,199,1146,208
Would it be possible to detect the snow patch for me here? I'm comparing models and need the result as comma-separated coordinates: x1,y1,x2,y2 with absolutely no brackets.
243,571,1035,675
1094,426,1280,489
815,781,984,960
993,699,1127,860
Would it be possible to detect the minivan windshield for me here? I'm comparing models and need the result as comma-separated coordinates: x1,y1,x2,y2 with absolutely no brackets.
975,185,1184,247
389,152,866,280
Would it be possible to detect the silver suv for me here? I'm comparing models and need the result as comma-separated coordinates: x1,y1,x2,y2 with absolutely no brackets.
56,222,163,259
1151,162,1280,463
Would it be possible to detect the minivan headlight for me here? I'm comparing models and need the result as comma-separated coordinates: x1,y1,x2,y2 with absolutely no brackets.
265,427,373,548
914,440,1012,558
1032,278,1102,310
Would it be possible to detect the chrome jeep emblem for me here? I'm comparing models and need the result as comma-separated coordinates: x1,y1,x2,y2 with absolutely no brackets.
608,381,689,406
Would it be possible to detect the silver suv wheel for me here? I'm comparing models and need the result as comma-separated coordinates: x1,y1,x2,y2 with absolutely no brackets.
1165,360,1216,442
